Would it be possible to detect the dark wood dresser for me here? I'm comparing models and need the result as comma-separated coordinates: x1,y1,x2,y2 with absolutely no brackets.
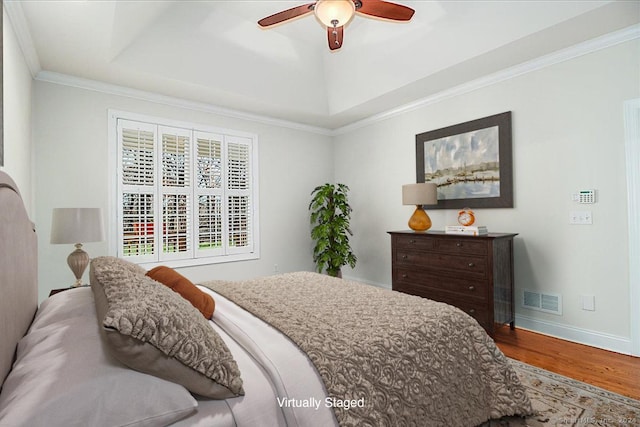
388,230,517,337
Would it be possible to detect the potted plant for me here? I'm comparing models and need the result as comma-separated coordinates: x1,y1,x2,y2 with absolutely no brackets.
308,183,357,277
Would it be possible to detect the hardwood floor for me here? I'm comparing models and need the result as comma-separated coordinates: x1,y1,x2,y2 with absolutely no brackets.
494,326,640,401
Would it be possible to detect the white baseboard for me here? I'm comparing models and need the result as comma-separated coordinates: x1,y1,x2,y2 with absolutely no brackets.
342,275,391,290
515,314,633,356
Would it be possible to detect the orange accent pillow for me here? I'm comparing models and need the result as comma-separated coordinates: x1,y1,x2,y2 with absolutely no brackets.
146,266,215,319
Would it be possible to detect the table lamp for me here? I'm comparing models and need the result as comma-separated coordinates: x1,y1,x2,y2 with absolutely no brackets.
51,208,105,287
402,183,438,232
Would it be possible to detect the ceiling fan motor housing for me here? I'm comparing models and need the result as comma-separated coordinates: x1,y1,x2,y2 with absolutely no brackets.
314,0,356,27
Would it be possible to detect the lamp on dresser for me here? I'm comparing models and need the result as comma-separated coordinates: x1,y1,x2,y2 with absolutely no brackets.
50,208,105,287
402,183,437,232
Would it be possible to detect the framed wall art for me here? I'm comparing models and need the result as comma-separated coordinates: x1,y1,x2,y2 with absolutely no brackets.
415,111,513,209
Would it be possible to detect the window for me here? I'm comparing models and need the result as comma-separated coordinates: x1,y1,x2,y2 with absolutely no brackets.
112,112,259,267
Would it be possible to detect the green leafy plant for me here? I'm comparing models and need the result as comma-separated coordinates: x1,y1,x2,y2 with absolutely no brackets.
308,183,357,277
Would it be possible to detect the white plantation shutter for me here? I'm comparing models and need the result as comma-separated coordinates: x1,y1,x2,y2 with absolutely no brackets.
159,127,192,261
118,120,157,263
195,131,224,257
226,137,252,254
115,113,258,266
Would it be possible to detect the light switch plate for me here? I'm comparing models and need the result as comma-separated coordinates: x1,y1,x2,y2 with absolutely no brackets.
569,211,593,225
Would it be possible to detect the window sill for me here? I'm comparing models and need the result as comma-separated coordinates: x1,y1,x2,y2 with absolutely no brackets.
135,252,260,269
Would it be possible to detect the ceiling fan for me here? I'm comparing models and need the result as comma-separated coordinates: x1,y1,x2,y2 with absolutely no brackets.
258,0,415,51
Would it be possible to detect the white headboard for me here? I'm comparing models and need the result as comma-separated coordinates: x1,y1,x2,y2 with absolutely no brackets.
0,171,38,386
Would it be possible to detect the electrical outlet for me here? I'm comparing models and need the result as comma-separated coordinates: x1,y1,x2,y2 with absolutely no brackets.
273,264,279,274
569,211,592,225
581,295,595,311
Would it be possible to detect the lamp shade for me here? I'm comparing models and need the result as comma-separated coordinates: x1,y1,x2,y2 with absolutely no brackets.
402,183,438,206
314,0,356,27
51,208,105,244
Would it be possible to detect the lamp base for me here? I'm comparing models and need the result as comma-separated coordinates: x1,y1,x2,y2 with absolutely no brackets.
408,206,432,232
67,243,89,287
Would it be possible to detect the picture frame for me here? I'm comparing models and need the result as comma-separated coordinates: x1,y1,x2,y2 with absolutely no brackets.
415,111,513,209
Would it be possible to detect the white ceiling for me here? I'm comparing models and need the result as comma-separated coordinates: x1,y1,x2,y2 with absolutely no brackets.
8,0,639,129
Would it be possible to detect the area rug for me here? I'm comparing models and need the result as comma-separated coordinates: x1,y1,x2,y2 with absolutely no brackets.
483,359,640,426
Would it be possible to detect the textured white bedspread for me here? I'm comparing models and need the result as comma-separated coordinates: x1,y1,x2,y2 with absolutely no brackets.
203,272,533,427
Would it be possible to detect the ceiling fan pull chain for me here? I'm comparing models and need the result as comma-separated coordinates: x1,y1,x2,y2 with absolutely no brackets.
331,19,340,46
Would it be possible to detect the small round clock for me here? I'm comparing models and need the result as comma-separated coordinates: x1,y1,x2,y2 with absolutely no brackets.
457,207,475,226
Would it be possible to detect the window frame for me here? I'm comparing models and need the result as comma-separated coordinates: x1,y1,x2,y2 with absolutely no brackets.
108,110,260,268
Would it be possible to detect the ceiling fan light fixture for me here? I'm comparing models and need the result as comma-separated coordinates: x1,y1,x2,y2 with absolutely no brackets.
314,0,355,27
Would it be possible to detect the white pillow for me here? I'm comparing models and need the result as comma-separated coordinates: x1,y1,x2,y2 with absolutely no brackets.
0,288,197,427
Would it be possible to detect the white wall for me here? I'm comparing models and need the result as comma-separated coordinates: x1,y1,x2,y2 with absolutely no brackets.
334,39,639,354
32,81,333,301
1,8,33,214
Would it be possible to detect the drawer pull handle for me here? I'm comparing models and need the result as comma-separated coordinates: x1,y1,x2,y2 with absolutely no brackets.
456,242,463,247
409,239,416,244
468,285,475,291
402,274,408,279
468,262,475,268
402,255,408,259
468,309,476,314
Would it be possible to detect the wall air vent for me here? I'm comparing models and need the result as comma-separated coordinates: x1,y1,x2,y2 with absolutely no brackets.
522,290,562,315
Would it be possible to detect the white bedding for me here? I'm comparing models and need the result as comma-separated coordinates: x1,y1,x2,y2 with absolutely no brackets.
0,286,336,427
0,288,197,427
183,287,337,427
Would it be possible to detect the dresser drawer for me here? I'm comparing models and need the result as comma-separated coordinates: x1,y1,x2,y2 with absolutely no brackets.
394,268,488,297
448,299,490,330
393,234,436,251
395,250,487,278
427,290,489,330
433,238,488,256
393,283,489,329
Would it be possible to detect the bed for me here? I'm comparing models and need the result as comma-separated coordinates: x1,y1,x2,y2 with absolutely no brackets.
0,170,532,426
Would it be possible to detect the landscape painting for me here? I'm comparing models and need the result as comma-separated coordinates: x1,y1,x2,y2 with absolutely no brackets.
415,112,513,209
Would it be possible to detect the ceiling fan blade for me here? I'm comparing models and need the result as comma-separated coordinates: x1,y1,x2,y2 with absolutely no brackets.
258,3,315,27
356,0,415,21
327,25,344,50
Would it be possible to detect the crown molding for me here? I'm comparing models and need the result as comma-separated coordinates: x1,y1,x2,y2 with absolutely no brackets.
35,71,333,136
334,24,640,135
4,0,41,77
